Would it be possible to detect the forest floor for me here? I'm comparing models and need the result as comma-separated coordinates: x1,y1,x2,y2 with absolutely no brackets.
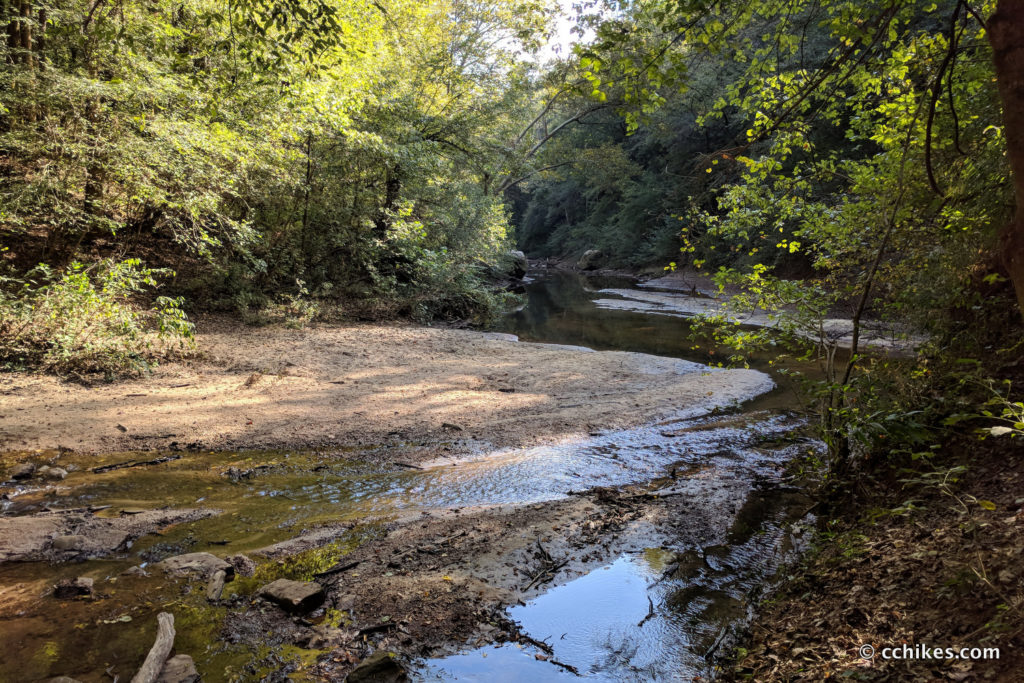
727,435,1024,682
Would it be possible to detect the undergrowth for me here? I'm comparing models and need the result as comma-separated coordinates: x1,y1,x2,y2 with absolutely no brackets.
0,256,195,377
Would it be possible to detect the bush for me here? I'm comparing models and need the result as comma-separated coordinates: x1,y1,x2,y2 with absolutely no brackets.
0,258,195,377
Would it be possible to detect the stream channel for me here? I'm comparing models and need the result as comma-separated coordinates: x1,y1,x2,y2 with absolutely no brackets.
0,271,820,682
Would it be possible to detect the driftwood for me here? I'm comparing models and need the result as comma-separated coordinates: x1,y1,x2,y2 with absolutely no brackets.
131,612,175,683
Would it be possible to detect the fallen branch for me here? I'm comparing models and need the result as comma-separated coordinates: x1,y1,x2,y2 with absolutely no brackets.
131,612,175,683
315,560,360,578
637,596,656,627
93,455,181,474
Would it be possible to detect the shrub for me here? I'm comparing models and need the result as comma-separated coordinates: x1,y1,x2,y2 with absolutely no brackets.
0,257,195,377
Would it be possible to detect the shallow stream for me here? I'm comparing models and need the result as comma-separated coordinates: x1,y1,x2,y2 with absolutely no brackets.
0,271,817,682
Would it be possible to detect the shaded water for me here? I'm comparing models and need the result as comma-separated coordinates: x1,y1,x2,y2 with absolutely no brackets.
500,271,823,375
0,270,815,682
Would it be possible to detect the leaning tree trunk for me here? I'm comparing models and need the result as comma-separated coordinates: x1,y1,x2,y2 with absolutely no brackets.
989,0,1024,316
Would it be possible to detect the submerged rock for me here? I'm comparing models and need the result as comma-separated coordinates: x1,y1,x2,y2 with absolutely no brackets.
53,577,94,599
157,552,233,579
44,677,84,683
346,650,406,683
258,579,325,612
156,654,200,683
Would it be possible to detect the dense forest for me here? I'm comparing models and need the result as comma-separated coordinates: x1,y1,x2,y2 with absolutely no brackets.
1,0,1023,680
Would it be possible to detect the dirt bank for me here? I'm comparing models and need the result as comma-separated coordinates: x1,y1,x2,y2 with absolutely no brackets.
0,318,772,458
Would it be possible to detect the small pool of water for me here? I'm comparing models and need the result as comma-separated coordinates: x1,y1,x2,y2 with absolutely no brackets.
420,485,810,681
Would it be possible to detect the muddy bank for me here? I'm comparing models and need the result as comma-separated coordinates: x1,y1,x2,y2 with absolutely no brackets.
0,319,772,457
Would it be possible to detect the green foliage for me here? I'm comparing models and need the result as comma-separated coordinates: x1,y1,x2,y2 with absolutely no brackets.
0,0,557,361
0,258,195,376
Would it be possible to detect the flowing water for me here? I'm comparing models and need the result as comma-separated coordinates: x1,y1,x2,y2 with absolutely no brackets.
0,270,817,682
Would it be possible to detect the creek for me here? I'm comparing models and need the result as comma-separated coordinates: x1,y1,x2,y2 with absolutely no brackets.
0,270,818,682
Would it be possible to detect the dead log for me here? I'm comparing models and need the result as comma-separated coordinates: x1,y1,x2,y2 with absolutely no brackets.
131,612,175,683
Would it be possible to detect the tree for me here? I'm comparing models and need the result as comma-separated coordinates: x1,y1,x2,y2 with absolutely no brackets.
581,0,1024,317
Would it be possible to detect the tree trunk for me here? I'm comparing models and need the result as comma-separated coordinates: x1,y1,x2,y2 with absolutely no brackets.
18,1,30,66
373,164,402,235
989,0,1024,315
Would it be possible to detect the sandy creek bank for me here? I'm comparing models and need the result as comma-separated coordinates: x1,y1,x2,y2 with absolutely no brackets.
0,319,771,456
0,305,813,681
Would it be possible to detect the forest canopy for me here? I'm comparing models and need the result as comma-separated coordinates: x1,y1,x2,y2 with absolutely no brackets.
1,0,1023,379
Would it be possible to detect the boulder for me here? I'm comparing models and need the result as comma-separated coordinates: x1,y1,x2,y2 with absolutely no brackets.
54,577,94,599
346,651,406,683
156,654,200,683
258,579,325,613
508,250,528,279
157,552,233,579
576,249,603,271
52,535,88,551
10,463,35,480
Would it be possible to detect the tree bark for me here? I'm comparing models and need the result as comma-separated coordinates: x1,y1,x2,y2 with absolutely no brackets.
989,0,1024,315
372,164,402,235
18,1,30,66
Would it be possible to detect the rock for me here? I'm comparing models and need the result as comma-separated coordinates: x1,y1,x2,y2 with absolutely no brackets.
508,250,528,279
123,565,149,577
10,463,35,480
44,677,84,683
576,249,603,271
41,467,68,481
156,654,200,683
258,579,325,613
300,624,356,649
53,577,94,599
157,552,233,579
52,535,88,551
1,508,217,563
205,569,228,601
346,651,406,683
227,553,257,577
